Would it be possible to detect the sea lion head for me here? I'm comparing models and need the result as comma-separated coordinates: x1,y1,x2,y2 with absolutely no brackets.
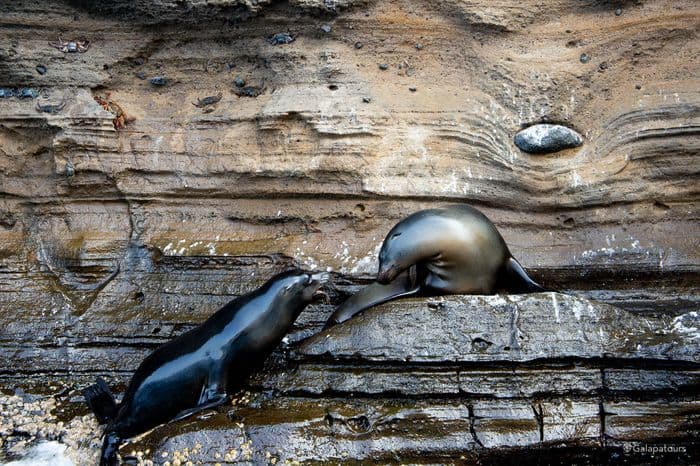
272,270,330,306
376,212,439,284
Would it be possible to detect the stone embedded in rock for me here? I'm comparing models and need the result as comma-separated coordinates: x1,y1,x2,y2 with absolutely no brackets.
16,88,39,99
514,124,583,153
65,161,75,177
232,85,265,97
149,76,167,86
233,76,246,87
268,33,295,45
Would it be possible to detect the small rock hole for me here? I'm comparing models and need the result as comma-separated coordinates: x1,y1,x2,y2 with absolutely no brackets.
347,415,371,432
328,84,338,91
653,200,670,210
472,337,493,352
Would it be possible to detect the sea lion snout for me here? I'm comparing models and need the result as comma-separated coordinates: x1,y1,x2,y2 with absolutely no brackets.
306,272,331,302
377,264,400,284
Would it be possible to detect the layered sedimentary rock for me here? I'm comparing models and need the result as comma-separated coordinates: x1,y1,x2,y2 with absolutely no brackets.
0,0,698,464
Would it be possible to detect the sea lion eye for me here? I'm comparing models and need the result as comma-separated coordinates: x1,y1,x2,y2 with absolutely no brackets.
391,232,402,239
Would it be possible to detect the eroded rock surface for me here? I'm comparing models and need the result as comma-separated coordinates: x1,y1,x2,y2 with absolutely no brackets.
297,293,700,362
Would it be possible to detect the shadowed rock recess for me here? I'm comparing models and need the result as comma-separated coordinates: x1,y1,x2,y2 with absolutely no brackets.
0,0,698,464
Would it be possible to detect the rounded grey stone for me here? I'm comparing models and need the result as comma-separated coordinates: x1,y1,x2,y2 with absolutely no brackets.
65,161,75,177
514,124,583,154
149,76,167,86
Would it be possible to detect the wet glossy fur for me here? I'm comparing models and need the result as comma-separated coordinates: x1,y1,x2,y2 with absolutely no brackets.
87,271,324,466
327,205,546,326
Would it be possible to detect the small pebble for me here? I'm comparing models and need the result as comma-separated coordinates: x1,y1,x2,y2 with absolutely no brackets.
615,8,622,16
408,86,416,92
36,64,46,75
150,76,167,86
320,24,331,33
135,71,146,80
378,63,388,70
598,61,608,71
17,88,39,98
635,84,642,90
415,43,423,50
354,42,363,49
233,76,246,87
268,33,295,45
579,53,590,63
233,85,264,97
362,97,371,103
65,161,75,177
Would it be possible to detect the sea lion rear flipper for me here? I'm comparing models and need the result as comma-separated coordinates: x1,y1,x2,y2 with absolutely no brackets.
99,430,122,466
325,267,421,327
499,257,549,293
83,377,119,424
171,394,228,422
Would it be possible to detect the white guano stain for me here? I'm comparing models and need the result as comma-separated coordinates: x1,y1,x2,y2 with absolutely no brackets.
551,292,560,323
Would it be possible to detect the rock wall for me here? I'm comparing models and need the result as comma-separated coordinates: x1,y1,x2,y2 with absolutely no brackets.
0,0,698,464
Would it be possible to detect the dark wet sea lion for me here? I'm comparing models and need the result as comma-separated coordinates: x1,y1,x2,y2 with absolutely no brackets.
326,205,546,327
84,270,328,466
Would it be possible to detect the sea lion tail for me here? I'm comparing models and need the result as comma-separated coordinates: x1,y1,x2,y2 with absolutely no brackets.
83,377,119,424
499,257,550,293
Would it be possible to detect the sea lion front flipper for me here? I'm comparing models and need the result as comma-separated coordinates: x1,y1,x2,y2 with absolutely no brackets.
171,394,228,422
325,266,421,328
170,373,229,422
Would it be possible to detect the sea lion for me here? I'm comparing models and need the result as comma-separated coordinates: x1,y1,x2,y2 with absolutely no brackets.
83,270,328,466
326,205,546,327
